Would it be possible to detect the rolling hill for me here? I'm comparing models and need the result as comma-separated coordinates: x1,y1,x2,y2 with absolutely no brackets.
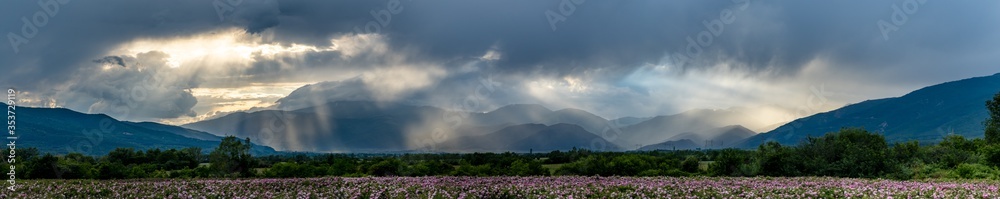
616,109,764,148
438,123,620,152
638,125,756,151
7,103,276,155
461,104,615,137
662,125,757,148
739,73,1000,148
638,139,701,151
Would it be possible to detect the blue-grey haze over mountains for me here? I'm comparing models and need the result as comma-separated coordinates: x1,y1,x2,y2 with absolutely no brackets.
2,0,1000,152
9,72,1000,153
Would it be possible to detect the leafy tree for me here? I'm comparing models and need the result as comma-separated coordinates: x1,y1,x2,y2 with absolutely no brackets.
797,128,889,178
509,159,547,176
452,162,492,176
939,135,978,152
756,141,798,176
409,160,451,176
162,148,201,170
126,165,149,179
329,158,360,176
924,145,974,168
680,156,700,173
409,162,432,176
182,147,203,166
59,153,96,179
368,158,403,176
608,154,652,176
890,141,921,163
709,148,753,176
981,144,1000,167
97,162,127,179
23,153,62,179
209,136,255,177
265,162,318,178
986,92,1000,144
954,163,999,179
105,148,141,166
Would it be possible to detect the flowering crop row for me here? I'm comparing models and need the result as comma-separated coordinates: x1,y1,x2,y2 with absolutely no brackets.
7,176,1000,198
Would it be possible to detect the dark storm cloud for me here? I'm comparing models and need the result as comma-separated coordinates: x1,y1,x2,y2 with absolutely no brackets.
0,0,276,120
262,0,748,77
5,0,997,86
727,1,1000,78
0,0,259,90
4,0,998,82
3,0,1000,121
244,0,1000,80
59,52,201,120
243,0,1000,119
93,56,126,68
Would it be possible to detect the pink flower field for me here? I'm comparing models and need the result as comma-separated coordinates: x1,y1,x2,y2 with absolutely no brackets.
9,176,1000,198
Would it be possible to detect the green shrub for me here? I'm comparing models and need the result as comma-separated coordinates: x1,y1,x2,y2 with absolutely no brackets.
953,163,998,179
368,159,404,176
637,169,661,176
885,163,915,180
798,128,889,178
980,144,1000,167
709,148,753,176
681,156,700,173
756,141,798,176
663,168,690,177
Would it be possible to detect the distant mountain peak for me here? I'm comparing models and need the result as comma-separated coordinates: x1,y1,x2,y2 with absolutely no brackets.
720,125,753,132
493,104,551,112
553,107,588,113
638,139,700,151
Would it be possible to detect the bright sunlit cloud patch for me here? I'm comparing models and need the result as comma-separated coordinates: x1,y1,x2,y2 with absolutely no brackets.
621,62,804,122
108,28,339,68
518,59,856,131
189,82,309,101
98,29,405,123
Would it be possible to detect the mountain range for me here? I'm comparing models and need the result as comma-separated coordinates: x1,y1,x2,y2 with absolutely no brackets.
6,103,276,155
182,98,780,152
16,73,1000,154
182,101,625,153
615,109,768,148
738,73,1000,148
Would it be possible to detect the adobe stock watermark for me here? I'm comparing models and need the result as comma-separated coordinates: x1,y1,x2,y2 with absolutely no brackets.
62,119,113,158
7,0,71,54
665,0,750,67
250,111,293,146
877,121,889,135
935,125,956,140
415,75,502,152
545,0,585,31
6,88,17,191
213,0,245,22
588,119,626,151
353,0,407,35
877,0,928,41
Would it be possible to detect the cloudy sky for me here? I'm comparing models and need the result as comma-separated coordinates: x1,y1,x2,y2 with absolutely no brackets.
2,0,999,126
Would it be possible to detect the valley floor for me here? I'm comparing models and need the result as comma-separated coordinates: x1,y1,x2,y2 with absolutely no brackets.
9,176,1000,198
